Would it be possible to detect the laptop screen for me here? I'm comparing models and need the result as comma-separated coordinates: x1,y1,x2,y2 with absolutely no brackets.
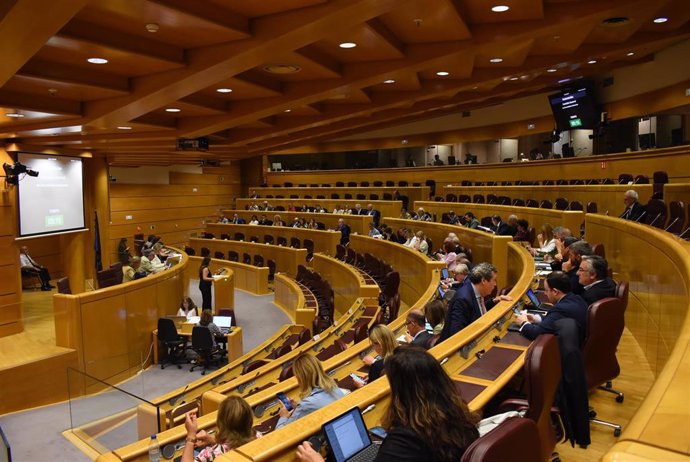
322,408,372,462
526,288,541,307
214,316,232,329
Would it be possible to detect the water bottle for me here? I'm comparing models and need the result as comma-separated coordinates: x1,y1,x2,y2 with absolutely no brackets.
148,434,160,462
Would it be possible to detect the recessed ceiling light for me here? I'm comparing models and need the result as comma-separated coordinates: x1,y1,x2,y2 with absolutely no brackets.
5,112,24,118
627,52,635,56
87,57,108,64
383,79,395,84
262,64,301,74
145,23,159,33
472,86,479,90
490,58,503,63
509,77,518,81
547,68,557,73
216,88,233,93
588,59,597,64
284,109,291,113
117,126,132,130
491,5,510,12
436,71,450,76
165,108,181,113
653,17,668,24
339,42,357,49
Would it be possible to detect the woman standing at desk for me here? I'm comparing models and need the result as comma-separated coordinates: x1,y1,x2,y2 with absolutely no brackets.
199,256,214,311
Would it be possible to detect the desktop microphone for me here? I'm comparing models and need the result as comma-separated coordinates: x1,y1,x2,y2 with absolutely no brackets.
679,227,690,239
169,384,189,406
648,213,662,228
633,211,647,223
617,209,627,218
664,217,679,232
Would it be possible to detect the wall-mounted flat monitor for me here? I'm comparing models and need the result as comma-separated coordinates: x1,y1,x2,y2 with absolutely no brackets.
16,152,85,238
548,85,600,132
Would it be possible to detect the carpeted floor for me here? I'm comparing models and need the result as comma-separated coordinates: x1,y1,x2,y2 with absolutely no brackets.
0,286,286,461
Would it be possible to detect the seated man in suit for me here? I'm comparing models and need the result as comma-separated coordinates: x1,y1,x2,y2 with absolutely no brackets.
491,215,515,236
620,189,645,221
403,309,432,348
515,271,589,342
140,248,165,274
578,255,617,305
19,246,54,291
439,263,512,342
353,203,364,215
463,212,480,229
562,240,592,295
231,213,246,224
365,203,380,226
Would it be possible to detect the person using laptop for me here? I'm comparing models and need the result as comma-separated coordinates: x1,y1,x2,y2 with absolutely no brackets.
182,395,254,462
296,347,479,462
276,354,347,429
197,310,223,348
177,297,199,320
515,271,588,342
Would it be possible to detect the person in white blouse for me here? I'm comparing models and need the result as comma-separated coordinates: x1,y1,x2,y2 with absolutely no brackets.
177,297,199,319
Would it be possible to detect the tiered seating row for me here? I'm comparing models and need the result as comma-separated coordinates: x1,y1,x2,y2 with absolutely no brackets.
220,210,373,234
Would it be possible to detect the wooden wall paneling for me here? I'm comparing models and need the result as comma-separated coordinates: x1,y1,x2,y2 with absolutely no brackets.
266,147,690,189
663,183,690,206
110,183,239,198
219,210,373,235
0,265,18,297
110,205,222,225
236,198,402,222
110,194,233,211
169,171,240,186
20,234,63,278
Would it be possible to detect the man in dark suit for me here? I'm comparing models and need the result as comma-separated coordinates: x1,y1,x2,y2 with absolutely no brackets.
404,310,432,349
491,215,513,236
439,263,513,341
365,203,381,227
620,189,646,221
336,218,351,245
578,255,617,305
562,240,592,295
231,213,246,224
515,271,588,342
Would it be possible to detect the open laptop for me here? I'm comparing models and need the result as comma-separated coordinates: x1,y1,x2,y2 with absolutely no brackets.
214,316,232,334
322,407,380,462
525,288,550,313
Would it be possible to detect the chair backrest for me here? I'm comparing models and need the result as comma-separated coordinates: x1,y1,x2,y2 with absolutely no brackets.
278,364,294,382
522,334,561,462
167,400,200,430
254,255,264,267
200,247,210,257
353,323,368,343
540,200,553,209
298,328,311,345
242,359,268,374
235,232,245,241
473,194,485,204
184,246,196,256
461,418,541,462
586,201,598,214
243,253,252,264
267,259,276,278
191,326,215,351
290,237,301,248
525,199,539,208
569,200,583,211
57,276,71,294
214,251,224,260
615,280,629,310
97,268,121,289
644,199,667,228
583,297,625,390
387,293,401,322
618,173,633,184
264,234,274,244
228,251,239,262
591,243,605,259
666,200,686,234
158,318,180,342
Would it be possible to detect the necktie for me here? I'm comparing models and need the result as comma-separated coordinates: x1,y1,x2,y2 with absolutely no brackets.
477,296,487,315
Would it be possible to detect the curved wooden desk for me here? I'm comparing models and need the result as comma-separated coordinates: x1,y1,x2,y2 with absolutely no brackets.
236,198,403,221
53,248,188,387
219,210,373,235
443,184,654,218
412,200,585,240
206,223,340,255
189,238,306,278
585,215,690,461
252,185,430,205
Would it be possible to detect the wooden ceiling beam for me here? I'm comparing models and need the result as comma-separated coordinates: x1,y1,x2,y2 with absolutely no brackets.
83,0,409,130
147,0,250,37
18,59,130,92
57,19,185,64
0,89,82,116
0,0,88,87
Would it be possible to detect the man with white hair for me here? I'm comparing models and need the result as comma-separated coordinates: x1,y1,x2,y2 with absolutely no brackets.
621,190,645,221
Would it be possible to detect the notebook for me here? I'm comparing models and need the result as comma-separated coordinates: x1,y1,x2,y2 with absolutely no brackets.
322,407,380,462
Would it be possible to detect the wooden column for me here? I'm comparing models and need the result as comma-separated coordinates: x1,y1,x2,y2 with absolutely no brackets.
60,232,87,293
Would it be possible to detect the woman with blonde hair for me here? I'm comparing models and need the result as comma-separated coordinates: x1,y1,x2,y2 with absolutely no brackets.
183,395,254,462
276,353,346,429
360,324,397,384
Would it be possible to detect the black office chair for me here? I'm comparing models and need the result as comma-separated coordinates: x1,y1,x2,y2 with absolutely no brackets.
190,326,225,375
157,318,186,369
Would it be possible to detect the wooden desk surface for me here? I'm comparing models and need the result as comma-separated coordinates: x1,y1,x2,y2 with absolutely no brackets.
219,209,373,235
